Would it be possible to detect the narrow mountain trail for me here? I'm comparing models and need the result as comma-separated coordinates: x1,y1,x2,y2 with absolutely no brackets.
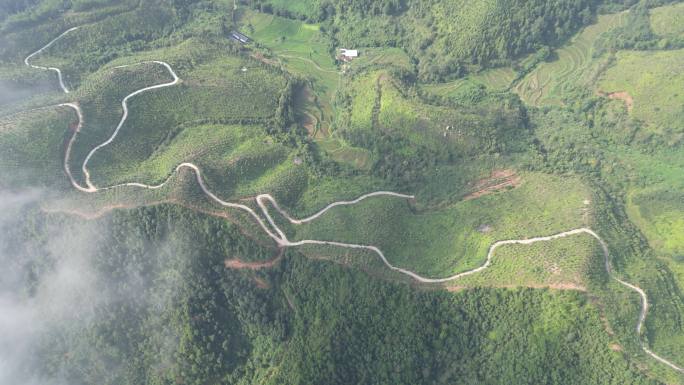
23,28,684,375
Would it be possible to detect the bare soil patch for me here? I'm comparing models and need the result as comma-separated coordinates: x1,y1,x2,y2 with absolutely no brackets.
252,277,270,289
224,249,284,270
463,169,522,200
598,90,634,112
250,52,278,66
446,282,586,292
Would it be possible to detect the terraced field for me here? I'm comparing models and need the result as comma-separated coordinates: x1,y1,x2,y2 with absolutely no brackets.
515,12,627,106
422,67,517,97
317,137,372,170
240,10,340,137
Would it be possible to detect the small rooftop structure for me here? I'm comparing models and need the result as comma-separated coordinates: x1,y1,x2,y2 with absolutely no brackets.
230,31,251,44
339,48,359,61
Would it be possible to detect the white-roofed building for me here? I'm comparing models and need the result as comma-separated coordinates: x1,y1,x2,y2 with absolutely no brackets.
339,48,359,61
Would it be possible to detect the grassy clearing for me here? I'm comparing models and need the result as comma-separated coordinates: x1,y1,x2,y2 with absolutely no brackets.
622,147,684,259
346,47,412,73
317,137,372,170
515,12,627,106
241,10,334,71
421,67,517,97
598,49,684,137
650,2,684,38
289,172,592,278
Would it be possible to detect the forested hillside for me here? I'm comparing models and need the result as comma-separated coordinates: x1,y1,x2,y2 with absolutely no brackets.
1,0,683,384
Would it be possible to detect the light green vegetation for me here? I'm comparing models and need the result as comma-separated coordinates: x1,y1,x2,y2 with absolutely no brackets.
290,173,592,278
622,148,684,282
17,1,180,88
0,65,62,110
317,137,372,170
515,12,627,106
77,55,287,189
346,47,412,73
333,69,531,204
598,49,684,136
240,10,335,73
629,191,684,257
0,107,73,189
455,233,600,289
422,67,517,97
265,0,320,19
650,2,684,38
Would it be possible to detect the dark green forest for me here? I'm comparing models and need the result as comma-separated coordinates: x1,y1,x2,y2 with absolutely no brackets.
0,203,659,384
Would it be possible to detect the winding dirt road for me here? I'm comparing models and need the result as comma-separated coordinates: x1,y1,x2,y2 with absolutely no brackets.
23,29,684,375
24,27,79,93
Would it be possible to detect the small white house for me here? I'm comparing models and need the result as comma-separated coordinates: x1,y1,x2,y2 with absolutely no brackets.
339,48,359,61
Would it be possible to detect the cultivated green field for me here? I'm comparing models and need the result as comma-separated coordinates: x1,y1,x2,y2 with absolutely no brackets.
290,173,592,278
454,233,601,290
650,2,684,38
